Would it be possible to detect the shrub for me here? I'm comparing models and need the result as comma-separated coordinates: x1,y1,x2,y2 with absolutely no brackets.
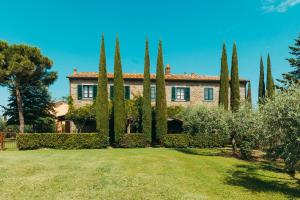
189,133,228,148
162,134,189,148
180,105,230,147
17,133,109,150
119,133,147,148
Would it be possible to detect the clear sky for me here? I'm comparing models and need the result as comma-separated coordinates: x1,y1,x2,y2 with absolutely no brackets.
0,0,299,109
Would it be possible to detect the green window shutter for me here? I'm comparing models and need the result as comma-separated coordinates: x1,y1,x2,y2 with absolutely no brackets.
93,85,97,100
185,87,190,101
171,87,176,101
77,85,82,100
110,85,114,100
125,86,130,100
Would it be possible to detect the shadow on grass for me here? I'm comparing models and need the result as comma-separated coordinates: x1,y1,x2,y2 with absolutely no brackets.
175,148,232,157
225,164,300,198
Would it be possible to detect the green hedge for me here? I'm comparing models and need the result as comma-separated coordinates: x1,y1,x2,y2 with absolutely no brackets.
162,134,189,148
17,133,109,150
189,133,228,148
119,133,147,148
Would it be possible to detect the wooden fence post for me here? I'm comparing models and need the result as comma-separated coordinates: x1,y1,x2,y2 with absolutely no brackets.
0,132,4,150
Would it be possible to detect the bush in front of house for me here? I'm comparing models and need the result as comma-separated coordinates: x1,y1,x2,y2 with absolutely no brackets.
162,134,189,148
17,133,109,150
119,133,148,148
189,133,228,148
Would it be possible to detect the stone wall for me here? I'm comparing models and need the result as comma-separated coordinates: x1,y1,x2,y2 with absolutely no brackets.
69,78,247,108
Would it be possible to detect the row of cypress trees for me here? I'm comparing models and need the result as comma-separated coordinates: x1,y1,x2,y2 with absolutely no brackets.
95,35,167,145
219,43,275,110
258,54,275,105
218,43,241,112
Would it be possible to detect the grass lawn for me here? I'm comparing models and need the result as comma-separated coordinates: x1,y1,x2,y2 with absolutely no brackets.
0,148,299,200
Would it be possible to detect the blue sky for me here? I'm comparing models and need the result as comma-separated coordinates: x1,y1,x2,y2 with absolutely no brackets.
0,0,299,109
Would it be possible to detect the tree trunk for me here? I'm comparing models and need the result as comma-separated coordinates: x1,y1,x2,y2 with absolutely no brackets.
15,81,25,134
231,135,237,154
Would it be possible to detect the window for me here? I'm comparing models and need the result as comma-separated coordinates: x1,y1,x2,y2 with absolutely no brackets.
150,86,156,100
176,88,185,100
83,85,93,98
171,87,190,101
204,88,214,101
109,85,130,100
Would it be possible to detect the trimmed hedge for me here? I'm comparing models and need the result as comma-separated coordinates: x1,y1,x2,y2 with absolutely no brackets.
17,133,109,150
119,133,147,148
162,134,189,148
189,133,228,148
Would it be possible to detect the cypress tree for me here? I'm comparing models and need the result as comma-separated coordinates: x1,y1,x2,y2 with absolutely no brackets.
155,41,167,142
246,81,252,107
230,43,240,112
219,43,229,110
258,56,266,104
142,39,152,143
266,53,275,98
113,37,125,144
96,34,109,136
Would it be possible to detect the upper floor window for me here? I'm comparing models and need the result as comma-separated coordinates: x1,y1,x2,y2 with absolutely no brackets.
77,85,97,100
204,88,213,101
150,86,156,101
83,85,93,98
171,87,190,101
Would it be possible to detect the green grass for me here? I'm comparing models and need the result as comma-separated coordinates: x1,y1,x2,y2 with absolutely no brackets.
0,148,299,200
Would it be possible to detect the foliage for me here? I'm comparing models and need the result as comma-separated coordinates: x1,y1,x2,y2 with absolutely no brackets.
113,37,126,144
258,56,266,104
142,39,152,143
219,43,229,110
230,43,240,111
180,105,229,138
0,41,57,133
266,54,275,98
66,102,95,133
260,84,300,175
125,96,143,133
162,134,189,148
228,103,263,160
167,106,184,118
16,133,108,150
278,33,300,88
0,116,6,131
119,133,147,148
155,41,167,142
3,83,56,133
189,133,228,148
96,34,109,136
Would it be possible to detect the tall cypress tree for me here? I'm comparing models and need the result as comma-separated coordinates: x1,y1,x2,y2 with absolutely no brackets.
246,81,252,107
142,39,152,143
258,56,266,104
230,43,240,112
96,34,109,136
155,41,167,142
113,37,125,144
266,54,274,98
219,43,229,110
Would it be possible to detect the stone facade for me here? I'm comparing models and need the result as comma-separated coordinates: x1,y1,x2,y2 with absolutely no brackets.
69,78,247,108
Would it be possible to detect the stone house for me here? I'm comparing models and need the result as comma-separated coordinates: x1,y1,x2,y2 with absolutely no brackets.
67,64,248,108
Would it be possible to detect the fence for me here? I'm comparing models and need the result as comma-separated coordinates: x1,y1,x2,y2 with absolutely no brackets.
0,132,17,151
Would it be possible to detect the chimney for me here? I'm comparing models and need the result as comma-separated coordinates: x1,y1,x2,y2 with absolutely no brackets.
165,64,171,75
73,68,77,75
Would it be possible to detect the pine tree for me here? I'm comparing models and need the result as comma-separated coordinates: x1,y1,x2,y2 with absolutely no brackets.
155,41,167,142
278,33,300,88
219,43,229,110
266,54,275,98
142,39,152,143
113,37,125,144
230,43,240,112
246,81,252,107
258,56,266,104
96,34,109,136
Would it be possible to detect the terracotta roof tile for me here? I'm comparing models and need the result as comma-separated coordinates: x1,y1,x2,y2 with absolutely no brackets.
67,72,248,82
